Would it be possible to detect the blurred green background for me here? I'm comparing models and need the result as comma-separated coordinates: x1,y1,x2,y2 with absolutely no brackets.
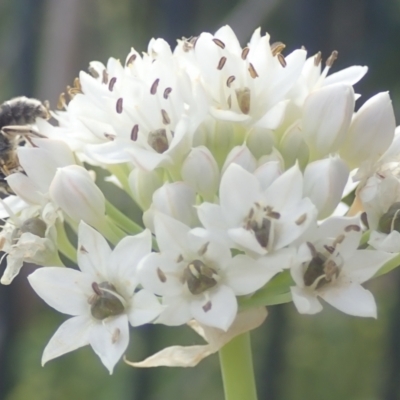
1,0,400,399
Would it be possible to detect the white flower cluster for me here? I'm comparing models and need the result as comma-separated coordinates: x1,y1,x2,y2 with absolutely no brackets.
1,25,399,373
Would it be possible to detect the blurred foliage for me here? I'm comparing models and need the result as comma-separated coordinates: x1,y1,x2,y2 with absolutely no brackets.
1,0,400,399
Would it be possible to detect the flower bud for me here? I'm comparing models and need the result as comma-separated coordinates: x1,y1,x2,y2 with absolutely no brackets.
340,92,395,169
221,145,256,175
303,157,349,219
302,83,355,159
49,165,106,227
280,122,309,168
181,146,220,200
143,182,196,231
246,127,274,160
128,168,163,210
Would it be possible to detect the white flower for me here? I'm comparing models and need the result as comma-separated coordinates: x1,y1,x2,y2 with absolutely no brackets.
28,221,161,374
137,213,291,331
190,26,306,127
197,163,317,255
290,216,392,317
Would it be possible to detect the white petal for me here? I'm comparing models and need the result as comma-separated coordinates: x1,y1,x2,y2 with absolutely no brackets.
42,316,91,365
137,252,182,296
128,289,163,326
303,157,349,219
0,196,28,218
323,66,368,86
302,83,354,157
291,286,323,314
153,212,190,256
156,296,192,326
369,230,400,253
320,283,377,318
263,164,303,210
86,141,132,164
197,203,226,231
108,229,152,282
50,166,106,227
28,267,92,315
151,182,197,228
220,164,260,227
340,92,395,167
190,285,237,331
7,173,43,205
225,253,285,295
229,227,267,255
89,314,130,374
78,221,111,279
344,250,393,283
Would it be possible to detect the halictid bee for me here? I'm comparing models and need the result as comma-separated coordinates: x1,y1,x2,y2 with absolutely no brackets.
0,96,49,195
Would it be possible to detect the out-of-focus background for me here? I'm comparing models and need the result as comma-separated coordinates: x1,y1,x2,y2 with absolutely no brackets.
1,1,400,399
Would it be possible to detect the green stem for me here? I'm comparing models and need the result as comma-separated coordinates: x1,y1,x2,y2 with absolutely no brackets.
56,221,77,264
105,200,143,234
218,332,258,400
100,217,127,245
107,164,132,195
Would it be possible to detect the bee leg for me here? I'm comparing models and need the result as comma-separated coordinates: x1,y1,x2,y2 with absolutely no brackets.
1,125,47,139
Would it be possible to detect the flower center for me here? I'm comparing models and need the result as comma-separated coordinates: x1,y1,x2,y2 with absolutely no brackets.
148,128,169,153
183,259,219,295
378,202,400,234
303,243,341,289
11,217,47,242
244,203,281,249
89,282,125,320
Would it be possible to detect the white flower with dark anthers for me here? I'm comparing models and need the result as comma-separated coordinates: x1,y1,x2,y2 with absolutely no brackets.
137,213,293,331
45,40,204,172
290,216,393,317
0,207,57,285
186,26,306,129
197,162,317,256
28,221,162,374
